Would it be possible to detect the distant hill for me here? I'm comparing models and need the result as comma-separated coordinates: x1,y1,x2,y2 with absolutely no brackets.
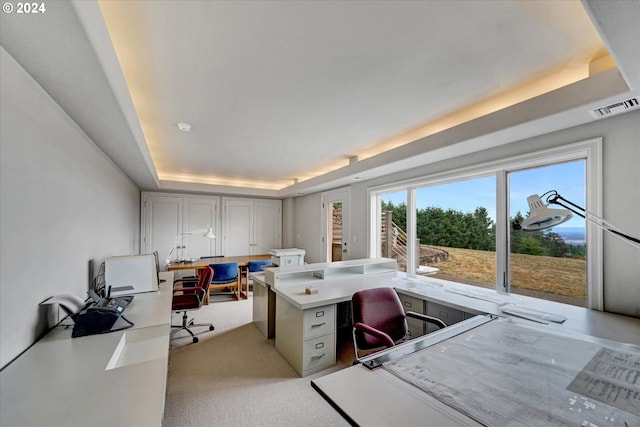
553,227,585,245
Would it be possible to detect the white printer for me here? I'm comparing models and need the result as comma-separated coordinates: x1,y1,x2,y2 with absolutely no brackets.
269,248,305,267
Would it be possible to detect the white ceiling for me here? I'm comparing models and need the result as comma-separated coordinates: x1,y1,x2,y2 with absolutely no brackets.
1,1,638,198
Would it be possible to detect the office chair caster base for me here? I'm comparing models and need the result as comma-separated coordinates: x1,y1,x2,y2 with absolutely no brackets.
209,325,215,331
192,337,199,344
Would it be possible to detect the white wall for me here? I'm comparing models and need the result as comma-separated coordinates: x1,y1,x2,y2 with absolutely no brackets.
281,197,296,248
294,110,640,318
293,193,324,263
0,48,141,368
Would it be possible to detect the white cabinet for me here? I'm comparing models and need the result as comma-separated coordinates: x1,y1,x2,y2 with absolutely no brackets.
142,193,282,265
222,198,281,256
183,198,218,259
141,193,219,267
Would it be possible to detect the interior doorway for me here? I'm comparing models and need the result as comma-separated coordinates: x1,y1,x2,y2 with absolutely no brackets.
322,188,350,262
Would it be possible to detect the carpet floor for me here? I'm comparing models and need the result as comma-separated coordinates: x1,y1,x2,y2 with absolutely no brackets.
163,295,352,426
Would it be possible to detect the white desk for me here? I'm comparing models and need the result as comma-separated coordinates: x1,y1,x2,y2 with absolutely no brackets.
251,272,275,339
0,271,174,427
263,258,640,379
312,314,640,426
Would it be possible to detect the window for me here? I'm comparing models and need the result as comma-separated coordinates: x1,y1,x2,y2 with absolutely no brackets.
414,176,496,287
508,161,586,306
369,139,601,308
379,191,408,272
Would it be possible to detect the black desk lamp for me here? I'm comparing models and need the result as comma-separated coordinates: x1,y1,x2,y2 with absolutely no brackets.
519,190,640,250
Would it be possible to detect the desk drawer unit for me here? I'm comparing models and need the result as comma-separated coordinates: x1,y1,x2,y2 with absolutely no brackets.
275,296,337,376
398,293,427,339
303,333,336,373
426,301,467,333
303,305,335,338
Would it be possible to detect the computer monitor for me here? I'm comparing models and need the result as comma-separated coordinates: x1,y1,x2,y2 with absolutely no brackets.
105,254,159,296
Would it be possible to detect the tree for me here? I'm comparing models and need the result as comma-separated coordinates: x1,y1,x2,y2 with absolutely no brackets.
382,202,579,258
542,232,570,257
518,236,545,255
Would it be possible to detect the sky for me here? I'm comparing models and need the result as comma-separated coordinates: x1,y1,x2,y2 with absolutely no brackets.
381,160,586,228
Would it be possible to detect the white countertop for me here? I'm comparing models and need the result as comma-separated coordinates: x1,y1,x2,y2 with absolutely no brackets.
0,272,174,427
271,269,640,347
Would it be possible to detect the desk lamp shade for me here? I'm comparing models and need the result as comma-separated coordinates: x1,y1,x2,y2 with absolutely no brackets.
166,227,216,265
521,194,573,231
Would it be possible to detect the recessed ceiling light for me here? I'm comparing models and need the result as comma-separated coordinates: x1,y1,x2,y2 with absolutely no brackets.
177,122,191,132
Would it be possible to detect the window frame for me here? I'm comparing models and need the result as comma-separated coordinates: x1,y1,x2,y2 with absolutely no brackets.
368,138,603,309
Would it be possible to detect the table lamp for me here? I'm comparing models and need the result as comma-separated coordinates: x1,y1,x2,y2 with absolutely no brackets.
165,227,216,265
519,190,640,250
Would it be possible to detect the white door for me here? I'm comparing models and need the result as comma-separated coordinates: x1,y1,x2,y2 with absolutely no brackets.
223,199,253,256
322,188,350,262
254,200,282,254
142,194,183,268
183,198,218,259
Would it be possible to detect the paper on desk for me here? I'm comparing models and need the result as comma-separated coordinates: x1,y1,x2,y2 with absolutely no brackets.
567,347,640,417
384,319,640,427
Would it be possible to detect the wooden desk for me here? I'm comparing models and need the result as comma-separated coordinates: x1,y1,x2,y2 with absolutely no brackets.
168,254,271,300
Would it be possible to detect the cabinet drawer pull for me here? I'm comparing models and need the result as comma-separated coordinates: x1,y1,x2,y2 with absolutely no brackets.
311,322,326,328
310,353,326,361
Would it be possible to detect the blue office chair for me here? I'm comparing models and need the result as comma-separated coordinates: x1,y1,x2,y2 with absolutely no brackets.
209,262,240,299
239,260,273,297
248,260,272,272
174,255,225,284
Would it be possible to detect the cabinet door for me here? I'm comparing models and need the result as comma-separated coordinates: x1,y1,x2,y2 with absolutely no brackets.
253,200,281,254
426,301,465,333
142,195,183,267
223,199,253,256
183,198,218,259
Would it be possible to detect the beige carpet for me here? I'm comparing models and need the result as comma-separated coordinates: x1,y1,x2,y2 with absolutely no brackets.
164,296,352,426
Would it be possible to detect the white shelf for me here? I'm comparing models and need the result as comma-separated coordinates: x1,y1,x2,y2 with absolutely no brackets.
264,257,396,287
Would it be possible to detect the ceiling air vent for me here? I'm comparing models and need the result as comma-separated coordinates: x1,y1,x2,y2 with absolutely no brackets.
589,97,639,118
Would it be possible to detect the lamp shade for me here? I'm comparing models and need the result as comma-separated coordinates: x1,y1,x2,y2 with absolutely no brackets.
203,227,216,239
521,194,573,231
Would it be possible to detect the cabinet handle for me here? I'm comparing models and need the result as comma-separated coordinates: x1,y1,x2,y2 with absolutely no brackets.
310,353,326,361
311,322,326,328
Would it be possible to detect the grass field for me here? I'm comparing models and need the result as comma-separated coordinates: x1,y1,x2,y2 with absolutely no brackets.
424,246,586,300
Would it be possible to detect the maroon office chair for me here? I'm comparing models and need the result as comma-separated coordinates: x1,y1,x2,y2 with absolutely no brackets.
351,287,447,362
171,266,215,343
